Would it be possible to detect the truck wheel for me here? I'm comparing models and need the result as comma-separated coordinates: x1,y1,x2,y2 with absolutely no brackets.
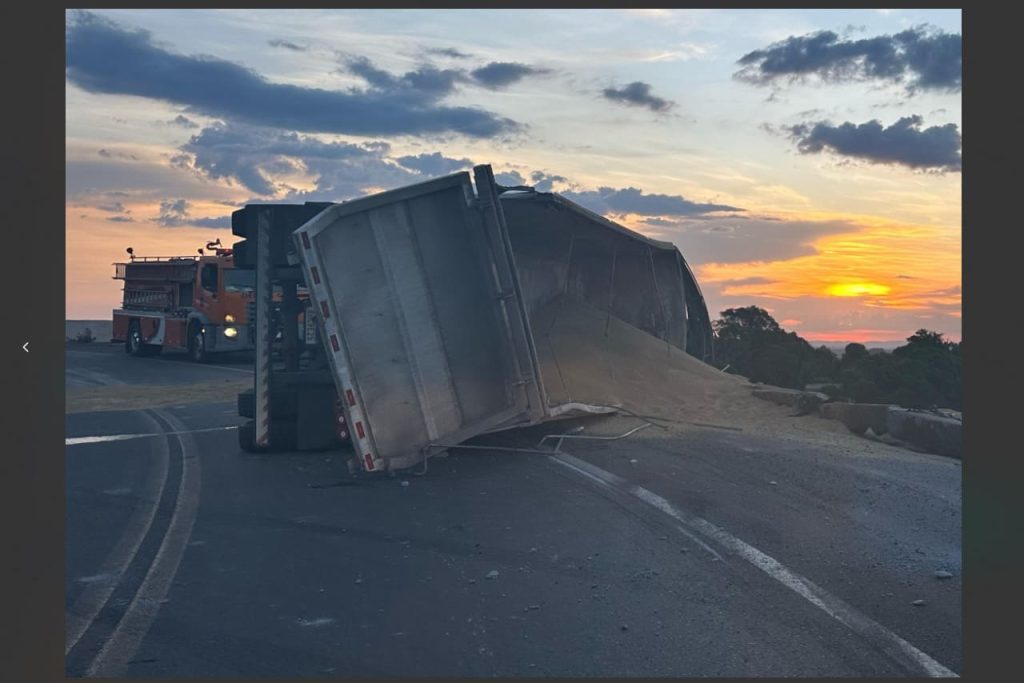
238,420,258,452
126,320,160,357
188,323,209,363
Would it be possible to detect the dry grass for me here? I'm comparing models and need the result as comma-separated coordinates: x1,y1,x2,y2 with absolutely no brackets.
66,379,250,414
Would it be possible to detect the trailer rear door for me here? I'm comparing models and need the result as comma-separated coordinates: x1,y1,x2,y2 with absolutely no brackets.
293,166,545,472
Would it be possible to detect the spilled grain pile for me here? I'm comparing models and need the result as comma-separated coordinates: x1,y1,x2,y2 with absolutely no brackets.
532,295,858,445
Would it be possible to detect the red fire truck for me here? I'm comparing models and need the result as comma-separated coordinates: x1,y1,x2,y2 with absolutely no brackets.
111,240,255,362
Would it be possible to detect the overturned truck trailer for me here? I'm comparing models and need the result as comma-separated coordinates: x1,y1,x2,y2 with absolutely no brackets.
252,164,712,472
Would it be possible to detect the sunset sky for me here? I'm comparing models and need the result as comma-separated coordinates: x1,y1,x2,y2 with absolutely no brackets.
65,8,961,344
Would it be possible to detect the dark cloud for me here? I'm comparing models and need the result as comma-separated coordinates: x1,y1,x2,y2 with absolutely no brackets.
169,114,198,128
152,198,228,228
66,12,519,139
529,170,568,192
470,62,550,89
268,38,306,51
178,122,418,200
736,26,961,93
426,46,472,59
98,148,138,161
95,202,126,213
395,152,474,176
106,215,134,223
639,216,855,264
341,56,467,97
494,170,527,187
561,187,740,217
156,199,191,226
191,215,232,228
602,82,674,112
787,116,961,171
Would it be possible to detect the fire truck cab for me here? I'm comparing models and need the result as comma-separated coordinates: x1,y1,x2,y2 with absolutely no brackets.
112,241,255,362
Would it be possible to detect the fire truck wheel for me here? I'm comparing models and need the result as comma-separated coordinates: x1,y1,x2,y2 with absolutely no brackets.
126,320,160,357
188,322,209,363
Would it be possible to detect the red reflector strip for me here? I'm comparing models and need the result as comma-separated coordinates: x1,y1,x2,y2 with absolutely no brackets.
355,422,365,439
320,301,330,318
301,232,311,249
346,389,356,406
363,453,375,470
330,334,339,352
310,266,320,284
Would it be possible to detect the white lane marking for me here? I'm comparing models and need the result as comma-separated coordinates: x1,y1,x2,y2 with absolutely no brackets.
66,425,238,446
548,451,958,678
65,411,170,656
197,363,253,376
75,573,116,585
87,409,203,677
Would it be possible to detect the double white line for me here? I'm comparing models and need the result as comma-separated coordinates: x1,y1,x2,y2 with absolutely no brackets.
65,409,203,677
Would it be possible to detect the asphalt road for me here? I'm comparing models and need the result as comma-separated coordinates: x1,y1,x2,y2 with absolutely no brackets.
65,345,961,677
65,341,253,388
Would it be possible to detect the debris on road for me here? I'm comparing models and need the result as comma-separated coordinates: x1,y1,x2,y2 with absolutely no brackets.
934,570,954,580
912,599,926,606
486,570,500,580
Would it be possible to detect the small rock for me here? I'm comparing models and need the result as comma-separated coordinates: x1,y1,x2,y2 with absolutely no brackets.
620,624,629,631
629,459,638,464
769,480,778,486
485,570,499,580
529,547,538,553
934,570,954,580
354,578,363,584
912,599,926,607
400,480,410,487
524,604,541,611
468,578,477,584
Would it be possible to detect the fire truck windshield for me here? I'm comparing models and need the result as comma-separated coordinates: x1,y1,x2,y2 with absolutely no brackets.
224,269,256,293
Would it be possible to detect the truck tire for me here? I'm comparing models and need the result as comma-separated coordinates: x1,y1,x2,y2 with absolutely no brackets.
238,420,257,452
188,322,210,363
237,389,299,419
126,320,161,357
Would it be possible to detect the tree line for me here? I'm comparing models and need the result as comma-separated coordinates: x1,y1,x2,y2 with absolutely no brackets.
711,306,961,410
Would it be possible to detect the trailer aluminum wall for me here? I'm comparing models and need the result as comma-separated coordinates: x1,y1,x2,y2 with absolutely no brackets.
293,165,715,473
293,167,546,472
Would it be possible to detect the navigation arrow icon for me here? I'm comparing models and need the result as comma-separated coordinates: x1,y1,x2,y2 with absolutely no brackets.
22,342,28,352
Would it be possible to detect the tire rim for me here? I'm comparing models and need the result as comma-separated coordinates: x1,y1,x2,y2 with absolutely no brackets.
130,328,141,353
193,331,204,359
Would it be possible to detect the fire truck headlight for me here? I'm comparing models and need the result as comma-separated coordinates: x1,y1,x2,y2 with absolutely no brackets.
223,326,238,339
224,314,235,323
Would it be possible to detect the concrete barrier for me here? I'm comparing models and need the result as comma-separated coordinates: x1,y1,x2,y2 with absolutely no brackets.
886,408,962,459
818,402,893,435
751,387,829,413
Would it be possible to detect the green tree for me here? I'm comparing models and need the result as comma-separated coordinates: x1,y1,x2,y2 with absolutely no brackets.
712,307,836,389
